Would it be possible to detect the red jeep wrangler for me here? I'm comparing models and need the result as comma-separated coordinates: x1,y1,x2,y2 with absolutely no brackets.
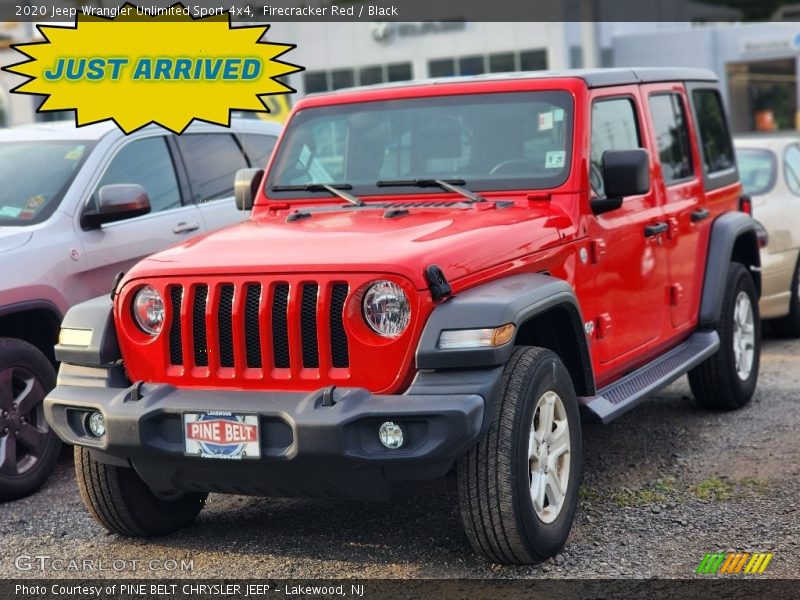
45,68,761,564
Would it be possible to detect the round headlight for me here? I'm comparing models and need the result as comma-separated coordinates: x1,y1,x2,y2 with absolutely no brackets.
132,285,165,335
362,280,410,337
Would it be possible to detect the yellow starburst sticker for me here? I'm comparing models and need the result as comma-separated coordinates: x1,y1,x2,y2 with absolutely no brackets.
2,3,302,134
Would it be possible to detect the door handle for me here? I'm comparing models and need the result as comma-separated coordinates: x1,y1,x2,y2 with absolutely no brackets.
644,222,669,237
691,208,711,222
173,222,200,234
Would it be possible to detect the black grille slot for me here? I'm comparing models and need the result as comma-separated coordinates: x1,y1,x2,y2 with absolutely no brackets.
330,284,349,368
245,284,262,368
272,284,290,368
218,285,235,368
169,286,183,365
300,283,319,368
192,285,209,367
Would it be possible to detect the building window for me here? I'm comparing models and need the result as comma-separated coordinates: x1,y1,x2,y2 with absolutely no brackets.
429,49,547,78
429,59,456,78
488,53,515,73
303,63,413,94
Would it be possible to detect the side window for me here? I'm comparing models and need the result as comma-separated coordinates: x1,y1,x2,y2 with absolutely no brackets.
590,97,641,196
692,89,735,174
94,137,181,214
179,134,247,203
648,93,694,184
240,133,277,169
784,144,800,196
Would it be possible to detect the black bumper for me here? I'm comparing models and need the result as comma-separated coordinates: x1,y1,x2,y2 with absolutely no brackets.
45,365,498,500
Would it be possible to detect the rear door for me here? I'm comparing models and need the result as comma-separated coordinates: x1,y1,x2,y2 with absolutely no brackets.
642,83,707,329
76,134,207,298
586,88,670,369
176,132,254,232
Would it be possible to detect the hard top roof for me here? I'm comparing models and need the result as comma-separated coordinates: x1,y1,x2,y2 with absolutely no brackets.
313,67,719,97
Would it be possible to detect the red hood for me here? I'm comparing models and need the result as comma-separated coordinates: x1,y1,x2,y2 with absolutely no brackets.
123,201,568,290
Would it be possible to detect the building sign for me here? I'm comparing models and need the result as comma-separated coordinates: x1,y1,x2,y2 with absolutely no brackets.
739,33,800,55
371,21,466,45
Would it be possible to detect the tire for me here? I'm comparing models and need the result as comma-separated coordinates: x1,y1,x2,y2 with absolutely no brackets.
770,256,800,338
0,338,61,502
74,446,207,537
689,262,760,410
457,346,582,564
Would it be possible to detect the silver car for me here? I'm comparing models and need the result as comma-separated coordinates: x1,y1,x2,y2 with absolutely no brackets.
0,118,280,500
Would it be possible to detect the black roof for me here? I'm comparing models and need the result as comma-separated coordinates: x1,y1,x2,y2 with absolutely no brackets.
318,67,719,96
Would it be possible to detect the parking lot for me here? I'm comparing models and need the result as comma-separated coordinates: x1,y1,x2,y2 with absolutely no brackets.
1,335,797,580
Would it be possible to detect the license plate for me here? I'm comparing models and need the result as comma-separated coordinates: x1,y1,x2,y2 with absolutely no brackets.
183,411,260,460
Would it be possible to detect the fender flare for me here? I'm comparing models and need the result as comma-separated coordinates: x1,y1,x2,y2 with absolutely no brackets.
54,295,121,366
699,212,760,327
415,273,594,394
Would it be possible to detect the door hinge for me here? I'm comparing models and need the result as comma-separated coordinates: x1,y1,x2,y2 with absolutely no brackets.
669,284,684,306
590,240,607,264
597,313,612,339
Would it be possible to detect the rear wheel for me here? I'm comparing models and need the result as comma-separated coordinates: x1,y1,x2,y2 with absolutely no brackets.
771,256,800,338
689,262,760,410
0,338,61,502
74,446,207,536
457,347,582,564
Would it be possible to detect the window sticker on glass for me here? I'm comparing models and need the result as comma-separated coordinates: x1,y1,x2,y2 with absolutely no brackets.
25,195,46,211
298,144,311,167
553,108,565,122
539,112,554,131
545,150,565,169
64,145,85,161
0,206,22,218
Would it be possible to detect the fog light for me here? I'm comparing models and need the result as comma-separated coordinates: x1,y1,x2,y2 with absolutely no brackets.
87,412,105,437
378,421,404,449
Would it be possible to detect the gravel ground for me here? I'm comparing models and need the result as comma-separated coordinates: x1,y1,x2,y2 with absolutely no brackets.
1,336,798,580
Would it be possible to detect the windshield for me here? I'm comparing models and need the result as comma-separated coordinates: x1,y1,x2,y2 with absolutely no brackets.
0,141,94,226
736,147,776,196
267,91,573,198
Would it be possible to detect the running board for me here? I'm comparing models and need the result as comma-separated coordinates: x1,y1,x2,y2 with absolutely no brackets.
578,330,720,424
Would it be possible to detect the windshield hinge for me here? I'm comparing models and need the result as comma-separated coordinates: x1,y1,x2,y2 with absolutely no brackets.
110,271,125,300
425,265,452,302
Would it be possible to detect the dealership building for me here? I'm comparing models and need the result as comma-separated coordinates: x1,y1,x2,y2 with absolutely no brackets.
2,16,800,134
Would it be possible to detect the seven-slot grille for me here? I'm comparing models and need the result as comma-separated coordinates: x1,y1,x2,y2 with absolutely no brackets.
167,281,350,375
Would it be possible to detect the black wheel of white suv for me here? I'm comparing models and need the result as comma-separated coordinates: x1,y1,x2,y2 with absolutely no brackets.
74,446,207,537
457,346,582,564
0,338,61,502
689,262,760,410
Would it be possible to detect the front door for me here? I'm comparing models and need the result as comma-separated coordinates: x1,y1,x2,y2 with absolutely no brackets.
586,89,669,371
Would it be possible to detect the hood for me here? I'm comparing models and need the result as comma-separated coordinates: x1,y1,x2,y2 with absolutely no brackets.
0,228,33,254
125,202,568,289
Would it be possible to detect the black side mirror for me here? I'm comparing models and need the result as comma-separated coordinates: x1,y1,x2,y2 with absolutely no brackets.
591,149,650,215
82,184,151,228
234,168,264,211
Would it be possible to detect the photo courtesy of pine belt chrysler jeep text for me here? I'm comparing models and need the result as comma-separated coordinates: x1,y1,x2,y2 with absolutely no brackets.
44,68,762,564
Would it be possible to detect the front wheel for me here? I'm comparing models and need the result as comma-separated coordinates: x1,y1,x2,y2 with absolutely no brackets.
457,347,582,564
74,446,207,537
689,262,760,410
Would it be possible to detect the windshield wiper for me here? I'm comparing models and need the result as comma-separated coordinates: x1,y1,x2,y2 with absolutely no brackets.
271,183,364,206
376,178,485,203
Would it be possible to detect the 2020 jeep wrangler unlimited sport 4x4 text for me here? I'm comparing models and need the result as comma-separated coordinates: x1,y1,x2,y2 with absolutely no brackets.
45,68,761,564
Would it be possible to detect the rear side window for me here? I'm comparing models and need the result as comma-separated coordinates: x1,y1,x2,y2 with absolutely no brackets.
692,89,735,175
648,94,694,184
179,134,247,203
785,144,800,196
240,133,277,169
95,137,181,214
590,97,641,196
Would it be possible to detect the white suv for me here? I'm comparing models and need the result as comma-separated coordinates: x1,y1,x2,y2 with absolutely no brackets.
0,118,280,500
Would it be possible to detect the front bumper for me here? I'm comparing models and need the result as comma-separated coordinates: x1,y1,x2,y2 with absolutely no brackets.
45,364,494,500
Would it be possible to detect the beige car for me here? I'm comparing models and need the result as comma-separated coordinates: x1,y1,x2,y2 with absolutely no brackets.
735,133,800,336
